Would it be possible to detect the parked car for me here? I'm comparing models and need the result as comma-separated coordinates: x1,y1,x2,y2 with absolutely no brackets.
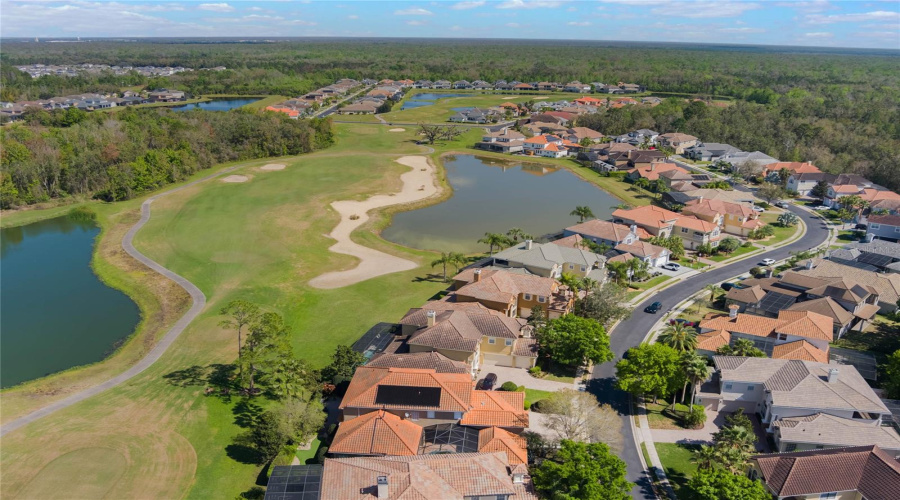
752,206,765,212
814,205,829,211
669,318,696,327
720,282,736,291
645,301,662,314
855,223,868,230
776,201,790,209
477,373,498,391
760,258,776,266
661,262,681,271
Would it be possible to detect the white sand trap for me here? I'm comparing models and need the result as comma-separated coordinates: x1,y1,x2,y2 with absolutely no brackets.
388,128,405,132
221,175,249,183
309,156,439,289
501,97,519,100
260,163,286,171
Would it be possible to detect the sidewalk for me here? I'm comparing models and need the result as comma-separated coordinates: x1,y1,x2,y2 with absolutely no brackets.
635,402,678,500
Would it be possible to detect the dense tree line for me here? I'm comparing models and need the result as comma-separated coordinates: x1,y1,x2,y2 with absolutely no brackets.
0,108,333,207
576,95,900,192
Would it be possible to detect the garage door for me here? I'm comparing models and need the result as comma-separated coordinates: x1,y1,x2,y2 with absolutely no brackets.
483,353,514,367
719,400,758,414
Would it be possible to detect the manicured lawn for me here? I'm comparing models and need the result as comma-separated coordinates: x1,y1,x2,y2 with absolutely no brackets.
333,113,382,123
644,402,694,430
295,437,321,465
626,275,672,300
705,244,759,263
655,442,701,497
836,229,861,242
381,93,533,124
677,303,726,324
0,124,449,500
525,388,555,404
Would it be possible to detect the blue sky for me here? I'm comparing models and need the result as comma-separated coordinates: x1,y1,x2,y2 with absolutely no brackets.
2,1,898,49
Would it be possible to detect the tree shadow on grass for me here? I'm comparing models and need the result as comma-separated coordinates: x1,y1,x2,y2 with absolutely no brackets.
233,399,265,429
412,273,450,284
162,365,206,387
227,432,263,465
163,363,237,401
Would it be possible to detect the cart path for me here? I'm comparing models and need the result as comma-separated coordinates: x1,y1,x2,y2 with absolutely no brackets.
0,165,246,437
308,155,439,289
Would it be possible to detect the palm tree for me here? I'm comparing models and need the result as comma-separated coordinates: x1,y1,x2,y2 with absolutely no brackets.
691,446,720,471
431,252,456,281
627,257,649,281
478,232,510,256
658,322,698,353
634,177,650,194
684,354,710,413
653,178,669,195
611,203,632,211
570,205,595,223
606,261,630,286
506,227,532,243
705,283,721,307
448,252,467,274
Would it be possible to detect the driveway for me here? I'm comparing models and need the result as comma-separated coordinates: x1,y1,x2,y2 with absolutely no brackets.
479,361,571,392
655,264,694,278
589,203,829,499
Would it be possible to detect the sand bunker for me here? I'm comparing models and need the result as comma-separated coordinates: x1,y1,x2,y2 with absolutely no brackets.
309,156,439,289
260,163,286,171
388,128,405,132
501,96,519,100
221,175,249,183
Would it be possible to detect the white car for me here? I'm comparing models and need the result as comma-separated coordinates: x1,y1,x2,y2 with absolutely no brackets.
814,205,829,211
661,263,681,271
776,201,790,209
752,206,765,212
759,258,776,266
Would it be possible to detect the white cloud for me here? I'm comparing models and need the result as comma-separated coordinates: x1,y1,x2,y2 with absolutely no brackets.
450,25,462,31
497,0,565,10
347,14,358,19
718,27,766,33
774,1,832,13
567,6,577,11
248,6,263,11
505,22,521,27
406,20,427,26
451,1,485,9
567,21,591,26
806,10,900,24
804,31,833,37
394,7,433,15
649,2,761,19
198,3,233,12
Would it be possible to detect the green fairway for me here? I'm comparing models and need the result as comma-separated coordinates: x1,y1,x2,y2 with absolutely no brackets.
381,93,534,123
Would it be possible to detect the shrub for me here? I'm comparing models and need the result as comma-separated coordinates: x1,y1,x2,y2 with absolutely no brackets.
757,201,770,209
741,241,753,247
682,406,707,429
516,385,526,392
68,205,97,222
530,399,549,413
523,399,531,410
529,366,542,377
500,381,519,392
749,266,762,277
315,445,329,464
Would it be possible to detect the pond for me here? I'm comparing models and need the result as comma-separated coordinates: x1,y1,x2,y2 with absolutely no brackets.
400,93,472,110
0,216,141,388
170,97,261,112
381,155,621,253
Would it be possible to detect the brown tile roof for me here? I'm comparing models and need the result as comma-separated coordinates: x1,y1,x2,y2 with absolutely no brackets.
684,198,756,219
340,367,473,413
806,279,873,303
699,310,833,342
460,391,529,428
512,338,538,358
478,427,528,465
452,269,560,305
330,410,423,456
752,445,900,499
772,340,829,363
612,205,682,229
696,329,730,351
367,352,470,374
549,233,589,249
786,297,854,326
565,219,642,243
627,162,688,181
725,285,766,304
713,357,888,414
614,240,669,259
405,308,524,353
321,452,534,500
765,161,821,175
774,414,900,452
798,258,900,305
607,252,634,263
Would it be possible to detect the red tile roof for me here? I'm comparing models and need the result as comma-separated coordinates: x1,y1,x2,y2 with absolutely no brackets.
330,410,423,456
478,427,528,465
772,340,829,363
340,367,473,413
461,390,529,428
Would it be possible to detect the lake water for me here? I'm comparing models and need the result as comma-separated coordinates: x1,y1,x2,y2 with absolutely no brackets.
400,93,472,110
0,216,141,388
170,97,261,112
382,155,621,253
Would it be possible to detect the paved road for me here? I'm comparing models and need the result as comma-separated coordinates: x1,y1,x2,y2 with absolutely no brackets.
0,167,243,437
590,203,830,499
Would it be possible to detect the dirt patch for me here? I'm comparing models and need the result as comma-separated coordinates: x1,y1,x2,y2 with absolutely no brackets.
388,128,405,132
308,155,439,289
259,163,286,171
221,175,249,183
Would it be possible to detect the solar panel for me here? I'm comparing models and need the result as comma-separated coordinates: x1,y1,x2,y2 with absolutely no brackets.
827,258,879,272
858,252,894,268
265,465,323,500
753,292,797,315
352,322,401,360
375,385,442,407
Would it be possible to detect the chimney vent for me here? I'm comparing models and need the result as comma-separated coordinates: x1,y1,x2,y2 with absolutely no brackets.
473,269,482,282
525,239,533,250
377,476,389,499
512,473,525,484
806,260,814,270
828,368,839,383
729,304,740,318
630,224,638,234
426,310,436,327
764,267,774,278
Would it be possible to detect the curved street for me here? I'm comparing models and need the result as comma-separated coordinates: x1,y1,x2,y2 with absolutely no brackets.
591,204,831,499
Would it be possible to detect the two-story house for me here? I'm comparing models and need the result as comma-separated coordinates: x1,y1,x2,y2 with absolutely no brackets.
476,128,525,153
797,258,900,313
748,446,900,500
699,308,834,361
682,198,764,237
399,301,536,372
656,132,698,154
490,240,607,281
697,357,891,432
450,268,574,319
866,214,900,243
612,205,721,250
626,162,691,182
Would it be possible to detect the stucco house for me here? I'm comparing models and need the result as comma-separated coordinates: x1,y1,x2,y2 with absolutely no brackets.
656,132,698,154
611,205,721,250
450,268,574,319
682,198,764,237
490,240,607,281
